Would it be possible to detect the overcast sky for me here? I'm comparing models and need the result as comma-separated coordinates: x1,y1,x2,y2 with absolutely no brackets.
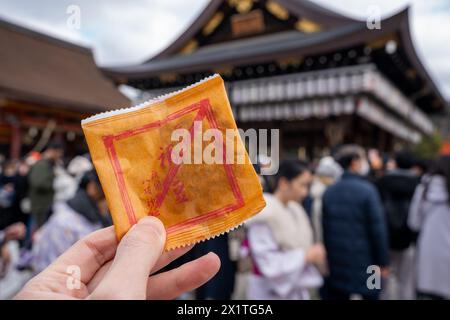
1,0,449,98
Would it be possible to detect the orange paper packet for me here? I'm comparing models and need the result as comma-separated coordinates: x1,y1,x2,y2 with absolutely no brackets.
81,75,266,250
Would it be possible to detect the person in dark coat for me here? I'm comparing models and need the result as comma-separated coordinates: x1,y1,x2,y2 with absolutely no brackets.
28,141,64,229
194,234,236,300
158,234,236,300
376,151,420,299
377,152,421,250
0,160,19,230
322,145,389,300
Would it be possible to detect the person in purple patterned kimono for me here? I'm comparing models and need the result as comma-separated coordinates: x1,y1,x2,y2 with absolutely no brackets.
31,170,110,273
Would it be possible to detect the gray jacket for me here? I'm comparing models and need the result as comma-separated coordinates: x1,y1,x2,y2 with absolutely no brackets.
409,175,450,298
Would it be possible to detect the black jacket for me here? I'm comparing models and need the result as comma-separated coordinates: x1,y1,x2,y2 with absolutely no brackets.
322,172,389,296
377,170,420,250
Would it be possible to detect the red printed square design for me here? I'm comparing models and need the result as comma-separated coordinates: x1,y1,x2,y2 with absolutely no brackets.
102,99,244,234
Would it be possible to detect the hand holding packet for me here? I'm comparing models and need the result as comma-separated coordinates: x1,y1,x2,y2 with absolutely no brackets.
81,75,266,250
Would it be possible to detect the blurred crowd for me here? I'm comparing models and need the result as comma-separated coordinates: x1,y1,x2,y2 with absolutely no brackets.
188,145,450,301
0,142,449,300
0,142,111,293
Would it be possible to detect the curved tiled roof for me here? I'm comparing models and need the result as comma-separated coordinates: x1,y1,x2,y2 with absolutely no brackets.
0,18,129,112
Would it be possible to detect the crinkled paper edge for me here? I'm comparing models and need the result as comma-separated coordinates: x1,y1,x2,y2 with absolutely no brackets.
81,74,220,125
165,220,247,251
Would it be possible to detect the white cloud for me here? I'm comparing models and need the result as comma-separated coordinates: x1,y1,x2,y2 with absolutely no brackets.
0,0,449,98
76,0,211,65
313,0,450,98
0,0,210,65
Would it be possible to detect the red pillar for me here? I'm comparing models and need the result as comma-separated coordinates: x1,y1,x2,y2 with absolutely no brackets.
10,123,22,159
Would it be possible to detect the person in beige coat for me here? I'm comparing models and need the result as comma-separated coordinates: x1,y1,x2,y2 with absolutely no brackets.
246,160,326,300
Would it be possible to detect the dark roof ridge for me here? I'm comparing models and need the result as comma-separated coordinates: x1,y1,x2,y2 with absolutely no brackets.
0,15,91,55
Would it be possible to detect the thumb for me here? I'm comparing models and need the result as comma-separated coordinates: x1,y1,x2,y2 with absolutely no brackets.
90,216,166,299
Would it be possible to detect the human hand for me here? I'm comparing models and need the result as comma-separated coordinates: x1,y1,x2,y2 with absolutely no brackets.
305,243,326,265
4,222,26,242
14,216,220,299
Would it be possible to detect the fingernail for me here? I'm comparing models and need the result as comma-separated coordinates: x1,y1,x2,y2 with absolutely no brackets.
138,216,165,238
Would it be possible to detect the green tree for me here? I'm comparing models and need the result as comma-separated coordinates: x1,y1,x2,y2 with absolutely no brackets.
414,131,443,159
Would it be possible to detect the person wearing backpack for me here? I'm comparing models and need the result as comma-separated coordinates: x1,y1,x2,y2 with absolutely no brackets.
408,156,450,300
377,151,421,299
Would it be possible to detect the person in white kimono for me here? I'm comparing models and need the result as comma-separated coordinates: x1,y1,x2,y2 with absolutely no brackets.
246,160,326,300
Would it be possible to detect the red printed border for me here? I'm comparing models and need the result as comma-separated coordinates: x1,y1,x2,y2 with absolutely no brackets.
103,99,244,234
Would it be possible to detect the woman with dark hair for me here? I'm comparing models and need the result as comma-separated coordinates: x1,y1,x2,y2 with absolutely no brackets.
409,156,450,299
245,160,326,299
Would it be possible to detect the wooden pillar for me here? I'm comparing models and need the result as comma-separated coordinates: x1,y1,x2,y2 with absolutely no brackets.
10,123,22,159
